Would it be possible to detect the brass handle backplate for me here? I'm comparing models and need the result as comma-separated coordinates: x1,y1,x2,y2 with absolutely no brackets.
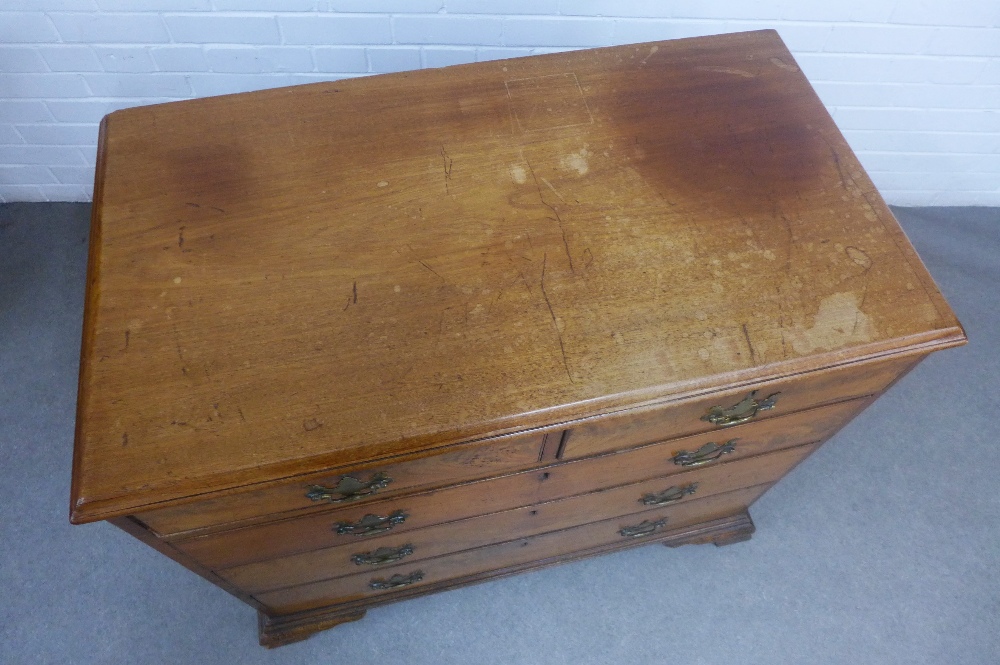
671,440,738,467
641,483,698,506
306,471,392,503
701,390,780,427
352,544,415,566
369,571,424,591
619,518,667,538
335,510,408,537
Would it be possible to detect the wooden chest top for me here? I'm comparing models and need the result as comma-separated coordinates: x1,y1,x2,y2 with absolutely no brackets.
71,30,964,523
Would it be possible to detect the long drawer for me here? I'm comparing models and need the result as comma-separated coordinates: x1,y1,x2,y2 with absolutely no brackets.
220,441,820,593
255,483,773,615
175,397,864,569
139,354,912,537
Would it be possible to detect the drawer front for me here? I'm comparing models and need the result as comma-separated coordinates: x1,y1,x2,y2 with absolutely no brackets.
174,397,864,569
139,355,911,537
138,429,549,536
561,354,917,459
255,483,772,614
220,441,820,593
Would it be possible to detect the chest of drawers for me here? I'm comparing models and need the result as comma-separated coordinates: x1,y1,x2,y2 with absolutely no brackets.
70,30,965,648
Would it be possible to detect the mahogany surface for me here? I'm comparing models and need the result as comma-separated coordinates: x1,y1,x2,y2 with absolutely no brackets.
70,30,965,648
71,30,962,524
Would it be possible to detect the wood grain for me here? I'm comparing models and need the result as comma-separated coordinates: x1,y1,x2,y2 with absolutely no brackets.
139,352,901,537
255,484,772,614
170,397,862,569
219,442,820,593
71,30,964,522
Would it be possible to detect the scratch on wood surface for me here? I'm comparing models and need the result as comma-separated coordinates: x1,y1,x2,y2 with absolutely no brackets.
487,288,504,314
583,247,594,268
122,329,129,351
823,136,884,219
172,324,188,376
539,253,574,383
853,279,871,335
237,406,246,423
441,146,453,194
343,280,358,311
507,254,533,295
539,176,566,203
846,247,874,334
178,226,185,249
418,260,447,284
741,323,758,364
525,157,575,273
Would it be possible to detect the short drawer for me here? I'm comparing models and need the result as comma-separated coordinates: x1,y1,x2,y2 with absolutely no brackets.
560,353,917,459
173,397,864,569
255,482,772,615
137,428,549,536
220,441,820,593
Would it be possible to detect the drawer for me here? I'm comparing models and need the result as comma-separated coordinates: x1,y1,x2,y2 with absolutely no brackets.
255,483,772,615
137,429,549,536
220,441,820,593
561,354,917,458
139,355,909,537
173,397,864,569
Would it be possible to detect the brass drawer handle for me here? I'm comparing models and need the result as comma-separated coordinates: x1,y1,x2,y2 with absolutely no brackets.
619,518,667,538
671,439,737,467
369,571,424,591
335,510,408,536
306,471,392,503
641,483,698,506
701,390,779,427
352,544,415,566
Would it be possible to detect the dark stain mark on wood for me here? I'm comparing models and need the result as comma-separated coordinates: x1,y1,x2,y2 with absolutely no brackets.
539,253,574,383
237,406,246,423
122,329,130,351
303,418,323,432
121,432,128,447
178,226,185,249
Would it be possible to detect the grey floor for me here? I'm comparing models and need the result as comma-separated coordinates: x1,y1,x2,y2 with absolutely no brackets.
1,204,997,664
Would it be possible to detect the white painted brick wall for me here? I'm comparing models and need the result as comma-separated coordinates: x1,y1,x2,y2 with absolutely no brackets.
1,1,998,205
